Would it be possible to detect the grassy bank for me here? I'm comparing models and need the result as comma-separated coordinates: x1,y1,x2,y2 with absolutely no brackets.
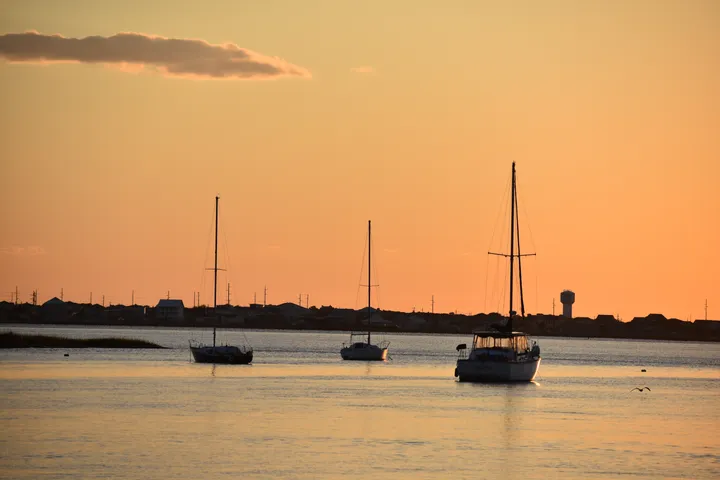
0,331,165,349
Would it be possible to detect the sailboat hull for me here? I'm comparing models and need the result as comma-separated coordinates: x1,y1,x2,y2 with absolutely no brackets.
455,357,540,382
340,344,388,361
190,345,253,365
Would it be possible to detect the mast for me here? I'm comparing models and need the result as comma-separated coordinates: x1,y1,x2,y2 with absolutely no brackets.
368,220,372,345
213,195,219,348
508,162,516,332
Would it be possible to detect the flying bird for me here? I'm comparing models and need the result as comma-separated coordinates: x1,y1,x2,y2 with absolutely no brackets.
630,387,651,392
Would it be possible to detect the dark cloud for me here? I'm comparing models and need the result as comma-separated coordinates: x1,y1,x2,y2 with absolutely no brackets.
0,31,311,80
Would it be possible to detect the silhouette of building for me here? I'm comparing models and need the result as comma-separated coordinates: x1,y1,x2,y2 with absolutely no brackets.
560,290,575,318
155,299,184,322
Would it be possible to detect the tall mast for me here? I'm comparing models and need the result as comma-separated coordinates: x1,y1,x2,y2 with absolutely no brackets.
515,168,526,318
368,220,372,345
213,195,219,348
508,162,516,332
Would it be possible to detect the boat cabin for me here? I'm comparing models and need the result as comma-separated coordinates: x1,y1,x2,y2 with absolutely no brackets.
457,331,536,360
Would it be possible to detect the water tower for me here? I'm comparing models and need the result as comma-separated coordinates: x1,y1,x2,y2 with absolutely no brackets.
560,290,575,318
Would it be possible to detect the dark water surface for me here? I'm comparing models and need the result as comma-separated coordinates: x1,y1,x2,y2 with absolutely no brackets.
1,326,718,479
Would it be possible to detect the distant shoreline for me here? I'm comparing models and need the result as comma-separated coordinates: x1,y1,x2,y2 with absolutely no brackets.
0,332,166,349
2,301,718,343
2,323,719,345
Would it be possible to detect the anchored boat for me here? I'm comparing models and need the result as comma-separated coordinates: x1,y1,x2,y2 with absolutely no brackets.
189,196,253,365
455,162,540,382
340,220,389,361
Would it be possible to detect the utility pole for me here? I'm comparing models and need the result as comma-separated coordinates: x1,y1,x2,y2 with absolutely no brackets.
227,282,231,306
306,294,309,309
15,286,19,305
32,289,37,306
552,298,555,316
197,292,200,307
705,299,708,321
167,290,170,300
431,295,435,314
102,295,105,307
264,285,267,307
60,288,63,301
298,293,302,306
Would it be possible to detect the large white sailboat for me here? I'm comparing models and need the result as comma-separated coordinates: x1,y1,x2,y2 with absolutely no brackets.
340,220,389,361
455,163,540,382
189,196,253,365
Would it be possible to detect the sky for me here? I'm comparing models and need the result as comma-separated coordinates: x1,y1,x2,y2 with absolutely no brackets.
0,0,718,321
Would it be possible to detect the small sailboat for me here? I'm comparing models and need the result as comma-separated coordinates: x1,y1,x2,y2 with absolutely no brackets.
455,163,540,382
340,220,389,361
190,196,253,365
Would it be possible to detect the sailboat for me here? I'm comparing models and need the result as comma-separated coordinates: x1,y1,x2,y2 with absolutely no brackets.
189,196,253,365
340,220,389,361
454,162,540,382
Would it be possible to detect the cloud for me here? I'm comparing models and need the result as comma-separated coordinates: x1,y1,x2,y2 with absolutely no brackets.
0,31,311,80
351,66,375,74
0,246,47,256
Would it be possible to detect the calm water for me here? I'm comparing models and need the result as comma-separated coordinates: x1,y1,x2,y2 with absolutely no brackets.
1,326,718,479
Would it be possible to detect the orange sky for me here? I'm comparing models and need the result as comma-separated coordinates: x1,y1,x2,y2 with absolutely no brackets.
1,0,718,321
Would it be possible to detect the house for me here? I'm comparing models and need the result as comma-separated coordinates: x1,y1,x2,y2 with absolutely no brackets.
156,299,184,322
41,297,71,322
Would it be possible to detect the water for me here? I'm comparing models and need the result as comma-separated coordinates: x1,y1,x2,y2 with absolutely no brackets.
1,326,718,479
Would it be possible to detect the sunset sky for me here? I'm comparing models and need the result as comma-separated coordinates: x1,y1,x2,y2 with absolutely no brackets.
1,0,718,321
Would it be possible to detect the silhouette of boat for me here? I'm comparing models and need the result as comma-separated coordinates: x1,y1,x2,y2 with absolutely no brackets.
190,196,253,365
340,220,389,361
455,163,540,382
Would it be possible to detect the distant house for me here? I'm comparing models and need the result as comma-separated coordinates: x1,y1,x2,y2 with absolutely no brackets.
156,299,184,322
41,297,71,322
631,313,667,324
694,320,720,331
362,313,396,328
406,314,428,331
274,302,309,319
42,297,65,307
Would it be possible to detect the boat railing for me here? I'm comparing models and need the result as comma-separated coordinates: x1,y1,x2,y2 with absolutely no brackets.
342,339,390,350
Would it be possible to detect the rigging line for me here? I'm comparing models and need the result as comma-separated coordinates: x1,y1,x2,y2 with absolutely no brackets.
199,203,216,305
355,228,368,309
499,254,508,314
483,248,491,313
517,184,537,253
492,183,512,313
220,208,233,302
488,175,513,255
517,175,539,314
515,178,526,318
372,231,381,310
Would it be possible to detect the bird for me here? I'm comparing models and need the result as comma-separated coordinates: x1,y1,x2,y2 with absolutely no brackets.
630,387,651,392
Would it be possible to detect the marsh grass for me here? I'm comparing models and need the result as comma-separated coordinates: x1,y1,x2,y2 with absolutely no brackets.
0,331,165,349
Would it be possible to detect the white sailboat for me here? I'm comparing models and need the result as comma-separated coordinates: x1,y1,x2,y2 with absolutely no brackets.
190,196,253,365
340,220,389,361
455,162,540,382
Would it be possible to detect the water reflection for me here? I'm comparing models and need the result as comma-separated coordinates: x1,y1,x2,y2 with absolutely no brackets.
1,330,719,479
